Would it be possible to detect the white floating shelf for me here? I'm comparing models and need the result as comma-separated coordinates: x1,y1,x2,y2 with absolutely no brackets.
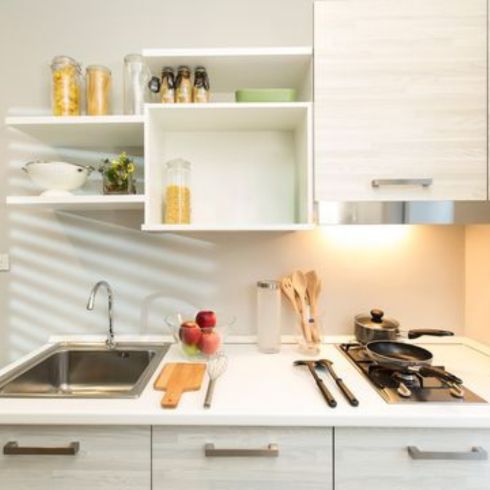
5,115,144,148
6,194,145,211
142,46,313,100
144,102,311,131
142,224,314,232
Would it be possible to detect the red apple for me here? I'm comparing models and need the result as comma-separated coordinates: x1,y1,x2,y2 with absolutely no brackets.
196,310,217,328
179,321,202,346
198,330,221,355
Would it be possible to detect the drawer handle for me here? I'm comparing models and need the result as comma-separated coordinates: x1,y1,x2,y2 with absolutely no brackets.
3,441,80,456
204,443,279,458
407,446,488,461
371,178,433,188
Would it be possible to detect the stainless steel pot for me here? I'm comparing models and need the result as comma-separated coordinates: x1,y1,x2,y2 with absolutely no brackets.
354,309,454,344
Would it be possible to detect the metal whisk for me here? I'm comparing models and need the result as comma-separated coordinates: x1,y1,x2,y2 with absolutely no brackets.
204,353,228,409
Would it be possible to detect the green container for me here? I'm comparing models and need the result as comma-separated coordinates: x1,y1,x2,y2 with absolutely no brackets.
235,88,297,103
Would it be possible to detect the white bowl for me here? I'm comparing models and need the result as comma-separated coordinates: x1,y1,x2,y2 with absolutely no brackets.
22,161,93,197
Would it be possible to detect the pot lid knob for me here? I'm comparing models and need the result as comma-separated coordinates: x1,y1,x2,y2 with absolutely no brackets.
370,309,384,323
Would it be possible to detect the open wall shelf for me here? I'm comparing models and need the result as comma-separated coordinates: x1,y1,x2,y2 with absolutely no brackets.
143,103,313,231
143,47,313,102
5,46,314,232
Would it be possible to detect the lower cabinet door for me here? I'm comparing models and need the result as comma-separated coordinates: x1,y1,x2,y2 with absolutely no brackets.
0,425,151,490
335,428,490,490
152,426,333,490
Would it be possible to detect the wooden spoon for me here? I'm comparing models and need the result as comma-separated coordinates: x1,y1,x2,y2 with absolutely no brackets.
305,270,322,343
291,271,312,343
280,276,307,338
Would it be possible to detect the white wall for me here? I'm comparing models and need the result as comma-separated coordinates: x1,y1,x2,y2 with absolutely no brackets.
0,0,468,367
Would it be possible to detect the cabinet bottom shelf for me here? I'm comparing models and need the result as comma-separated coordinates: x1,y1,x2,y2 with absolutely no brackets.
141,223,314,232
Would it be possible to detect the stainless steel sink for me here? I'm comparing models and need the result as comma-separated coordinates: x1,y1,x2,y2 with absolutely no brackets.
0,342,170,398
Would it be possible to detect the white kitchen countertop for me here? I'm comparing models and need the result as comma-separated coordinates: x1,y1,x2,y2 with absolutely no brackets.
0,336,489,427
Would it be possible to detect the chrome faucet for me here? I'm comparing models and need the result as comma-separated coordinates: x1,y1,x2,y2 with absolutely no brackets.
86,281,115,349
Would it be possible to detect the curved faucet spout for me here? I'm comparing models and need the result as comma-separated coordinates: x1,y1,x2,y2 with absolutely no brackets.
87,281,115,349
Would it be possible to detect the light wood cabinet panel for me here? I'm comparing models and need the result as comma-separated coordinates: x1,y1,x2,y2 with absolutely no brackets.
314,0,487,201
0,426,151,490
335,427,490,490
153,426,333,490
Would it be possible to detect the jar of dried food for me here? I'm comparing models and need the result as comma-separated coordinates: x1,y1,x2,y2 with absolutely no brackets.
50,55,82,116
86,65,111,115
159,66,176,103
175,66,192,103
164,159,191,224
193,66,210,103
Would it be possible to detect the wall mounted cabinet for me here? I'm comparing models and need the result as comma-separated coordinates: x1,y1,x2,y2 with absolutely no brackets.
314,0,487,202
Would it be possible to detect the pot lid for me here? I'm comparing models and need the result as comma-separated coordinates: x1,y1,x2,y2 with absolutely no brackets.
355,309,399,330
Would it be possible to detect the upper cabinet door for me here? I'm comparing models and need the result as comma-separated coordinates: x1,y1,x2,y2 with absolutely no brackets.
314,0,487,202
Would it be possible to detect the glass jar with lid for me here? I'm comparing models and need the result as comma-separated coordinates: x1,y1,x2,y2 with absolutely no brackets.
123,54,153,115
50,55,82,116
192,66,210,103
175,66,192,103
86,65,111,115
164,159,191,224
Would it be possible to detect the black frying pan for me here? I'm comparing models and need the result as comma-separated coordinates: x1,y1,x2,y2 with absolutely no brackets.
365,341,462,385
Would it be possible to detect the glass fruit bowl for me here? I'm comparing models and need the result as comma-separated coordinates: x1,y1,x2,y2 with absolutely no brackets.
165,310,235,359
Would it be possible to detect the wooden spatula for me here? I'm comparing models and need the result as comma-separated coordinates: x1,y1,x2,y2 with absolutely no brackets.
154,363,206,409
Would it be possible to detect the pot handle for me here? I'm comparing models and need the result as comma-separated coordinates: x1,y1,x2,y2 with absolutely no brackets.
418,366,463,385
407,329,454,340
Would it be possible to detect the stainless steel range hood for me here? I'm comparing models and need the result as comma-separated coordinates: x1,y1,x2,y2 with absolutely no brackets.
317,201,490,225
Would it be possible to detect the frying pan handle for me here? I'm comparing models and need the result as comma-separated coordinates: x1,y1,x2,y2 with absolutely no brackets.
407,329,454,340
418,366,463,385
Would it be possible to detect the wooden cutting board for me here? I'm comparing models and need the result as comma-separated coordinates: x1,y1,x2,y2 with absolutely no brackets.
154,363,206,409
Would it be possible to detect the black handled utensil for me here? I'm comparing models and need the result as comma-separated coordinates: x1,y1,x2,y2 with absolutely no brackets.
316,359,359,407
294,360,337,408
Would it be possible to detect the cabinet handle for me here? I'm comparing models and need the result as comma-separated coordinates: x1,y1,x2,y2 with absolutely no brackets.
407,446,487,461
204,443,279,458
371,178,433,188
3,441,80,456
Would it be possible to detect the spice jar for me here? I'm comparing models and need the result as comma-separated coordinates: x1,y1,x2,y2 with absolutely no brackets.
175,66,192,103
86,65,111,115
193,66,210,103
159,67,176,103
50,55,81,116
256,281,282,354
164,159,191,224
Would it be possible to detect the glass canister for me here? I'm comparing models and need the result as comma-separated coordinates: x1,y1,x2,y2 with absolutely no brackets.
160,66,176,103
164,159,191,224
123,54,152,115
192,66,210,103
86,65,111,115
50,55,81,116
175,66,192,103
257,280,282,353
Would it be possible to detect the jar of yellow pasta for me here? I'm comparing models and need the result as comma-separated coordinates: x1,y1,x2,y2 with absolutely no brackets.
50,55,82,116
164,159,191,224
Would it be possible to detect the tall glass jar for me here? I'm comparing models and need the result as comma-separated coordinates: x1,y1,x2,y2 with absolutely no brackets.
160,66,176,103
256,280,282,353
164,159,191,224
50,55,81,116
192,66,210,103
86,65,111,115
123,54,152,115
175,66,192,103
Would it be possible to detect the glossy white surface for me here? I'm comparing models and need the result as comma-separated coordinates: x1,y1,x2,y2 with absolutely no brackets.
0,336,488,427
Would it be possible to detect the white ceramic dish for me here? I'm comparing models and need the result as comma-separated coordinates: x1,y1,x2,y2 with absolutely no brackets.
22,161,93,196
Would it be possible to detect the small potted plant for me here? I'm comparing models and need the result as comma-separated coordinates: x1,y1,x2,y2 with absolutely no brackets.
100,152,136,194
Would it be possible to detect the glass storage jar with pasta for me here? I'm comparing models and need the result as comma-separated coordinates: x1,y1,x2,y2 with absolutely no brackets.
50,55,82,116
164,159,191,224
86,65,111,115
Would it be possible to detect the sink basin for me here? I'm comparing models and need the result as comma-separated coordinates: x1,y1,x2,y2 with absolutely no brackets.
0,342,170,398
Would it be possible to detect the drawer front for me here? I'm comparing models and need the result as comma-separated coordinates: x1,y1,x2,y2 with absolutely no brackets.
153,426,333,490
0,425,151,490
336,428,490,490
